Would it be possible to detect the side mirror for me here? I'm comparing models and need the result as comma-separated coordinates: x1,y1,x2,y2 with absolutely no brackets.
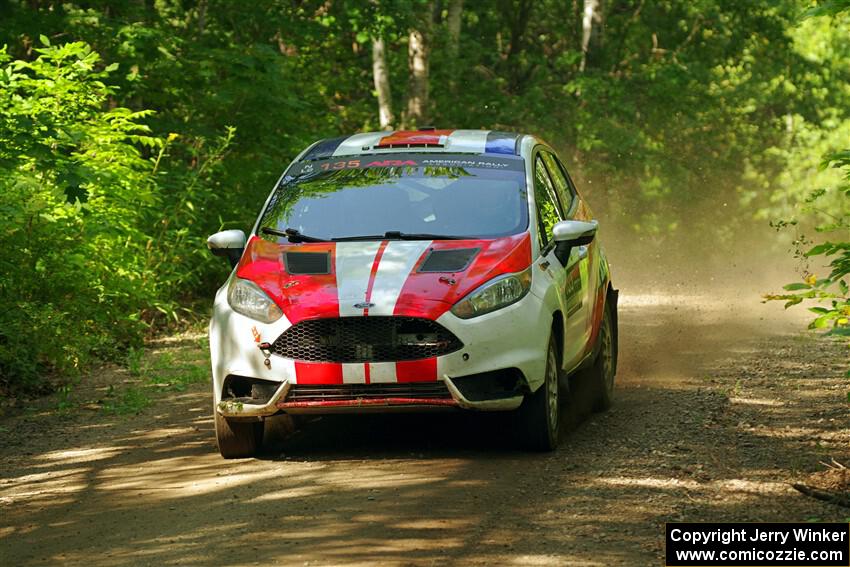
207,229,246,268
552,220,598,247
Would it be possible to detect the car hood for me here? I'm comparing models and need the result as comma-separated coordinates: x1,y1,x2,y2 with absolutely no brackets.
235,233,532,323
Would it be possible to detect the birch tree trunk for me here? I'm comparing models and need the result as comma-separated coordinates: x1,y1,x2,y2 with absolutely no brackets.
404,3,433,128
580,0,602,72
371,36,394,129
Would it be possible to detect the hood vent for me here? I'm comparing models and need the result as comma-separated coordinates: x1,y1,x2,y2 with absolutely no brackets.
284,252,330,275
419,248,479,273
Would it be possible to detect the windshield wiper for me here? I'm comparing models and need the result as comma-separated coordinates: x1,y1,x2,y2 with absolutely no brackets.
332,231,463,242
386,231,463,240
261,227,327,243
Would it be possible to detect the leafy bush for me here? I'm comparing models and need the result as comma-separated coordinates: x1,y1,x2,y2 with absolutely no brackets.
0,40,156,392
0,38,162,390
0,39,228,395
765,151,850,339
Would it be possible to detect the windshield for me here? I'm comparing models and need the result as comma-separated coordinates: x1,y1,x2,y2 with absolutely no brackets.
258,153,528,241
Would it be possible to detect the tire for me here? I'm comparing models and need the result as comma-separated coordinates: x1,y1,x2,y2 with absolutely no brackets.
215,407,263,459
590,302,617,412
517,334,560,451
261,413,298,451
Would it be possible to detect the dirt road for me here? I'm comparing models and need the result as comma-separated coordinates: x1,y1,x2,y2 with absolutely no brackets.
1,294,847,566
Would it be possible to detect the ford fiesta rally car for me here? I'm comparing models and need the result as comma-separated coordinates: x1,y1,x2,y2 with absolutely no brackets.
207,129,618,457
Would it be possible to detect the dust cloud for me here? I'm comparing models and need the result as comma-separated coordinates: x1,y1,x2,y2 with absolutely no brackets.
590,196,814,388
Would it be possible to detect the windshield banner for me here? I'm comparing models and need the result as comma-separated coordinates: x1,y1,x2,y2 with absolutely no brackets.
287,153,526,177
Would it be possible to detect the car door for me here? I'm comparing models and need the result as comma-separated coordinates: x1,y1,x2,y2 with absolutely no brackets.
538,151,594,370
531,153,581,371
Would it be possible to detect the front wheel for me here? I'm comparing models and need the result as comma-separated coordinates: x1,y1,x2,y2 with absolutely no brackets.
214,407,263,459
517,334,560,451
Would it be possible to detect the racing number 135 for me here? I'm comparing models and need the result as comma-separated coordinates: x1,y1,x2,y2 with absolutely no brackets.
320,160,361,171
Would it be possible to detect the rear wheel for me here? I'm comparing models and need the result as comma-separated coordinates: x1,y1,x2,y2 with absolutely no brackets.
517,334,560,451
214,407,263,459
590,302,616,411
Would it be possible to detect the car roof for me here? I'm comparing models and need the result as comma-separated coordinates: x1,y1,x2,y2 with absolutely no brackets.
298,129,534,161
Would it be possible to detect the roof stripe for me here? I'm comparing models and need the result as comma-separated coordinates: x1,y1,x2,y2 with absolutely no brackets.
446,129,488,153
332,132,390,156
484,131,520,155
299,130,523,159
376,129,455,148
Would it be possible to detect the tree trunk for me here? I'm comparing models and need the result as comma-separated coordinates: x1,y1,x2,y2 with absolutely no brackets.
197,0,206,34
371,36,394,129
580,0,604,72
573,0,582,49
404,3,433,128
500,0,534,92
446,0,463,93
446,0,463,58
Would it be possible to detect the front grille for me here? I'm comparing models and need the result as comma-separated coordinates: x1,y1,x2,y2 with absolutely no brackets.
286,382,452,402
271,317,463,362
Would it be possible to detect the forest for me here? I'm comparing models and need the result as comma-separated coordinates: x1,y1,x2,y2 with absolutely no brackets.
0,0,848,395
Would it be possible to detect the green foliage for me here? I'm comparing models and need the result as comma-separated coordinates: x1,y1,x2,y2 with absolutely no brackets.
0,40,160,391
101,385,150,415
765,152,850,337
804,0,850,18
143,345,210,392
0,38,229,394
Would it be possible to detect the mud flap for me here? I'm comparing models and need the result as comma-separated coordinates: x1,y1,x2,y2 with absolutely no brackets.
588,285,618,364
608,287,619,374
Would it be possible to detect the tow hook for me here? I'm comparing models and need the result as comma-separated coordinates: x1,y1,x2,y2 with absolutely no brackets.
258,342,272,369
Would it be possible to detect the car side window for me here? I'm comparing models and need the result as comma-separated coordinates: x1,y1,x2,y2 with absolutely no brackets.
533,156,563,249
541,151,575,214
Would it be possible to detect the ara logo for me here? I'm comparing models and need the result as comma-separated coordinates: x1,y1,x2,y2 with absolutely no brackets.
353,302,375,309
367,159,418,167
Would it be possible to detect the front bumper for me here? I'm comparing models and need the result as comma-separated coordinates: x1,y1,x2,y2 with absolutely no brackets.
216,375,524,417
210,285,550,418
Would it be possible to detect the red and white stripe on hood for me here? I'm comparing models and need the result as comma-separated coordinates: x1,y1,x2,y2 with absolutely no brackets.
234,234,531,385
236,233,531,323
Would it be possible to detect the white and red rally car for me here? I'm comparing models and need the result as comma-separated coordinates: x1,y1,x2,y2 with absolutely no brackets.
207,129,617,457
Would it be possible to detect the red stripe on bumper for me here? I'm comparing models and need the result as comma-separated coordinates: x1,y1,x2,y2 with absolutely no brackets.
395,358,438,383
277,397,457,409
294,362,344,384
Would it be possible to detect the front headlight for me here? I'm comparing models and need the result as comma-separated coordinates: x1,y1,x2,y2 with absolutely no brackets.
227,277,283,323
451,267,532,319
